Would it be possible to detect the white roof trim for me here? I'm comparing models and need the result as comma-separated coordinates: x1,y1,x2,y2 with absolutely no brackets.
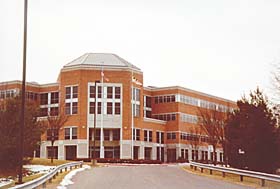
144,86,235,104
144,117,167,125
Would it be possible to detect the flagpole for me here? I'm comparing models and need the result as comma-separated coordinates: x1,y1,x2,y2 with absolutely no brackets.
100,62,104,158
131,70,134,160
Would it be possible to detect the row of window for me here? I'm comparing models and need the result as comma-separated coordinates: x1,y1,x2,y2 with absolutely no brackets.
133,129,165,143
89,86,121,99
26,91,38,101
89,129,120,141
180,95,198,106
47,127,77,140
89,102,121,115
153,113,176,121
154,95,176,104
41,107,59,116
180,113,198,124
40,92,59,105
200,100,231,113
181,149,223,162
1,90,40,101
167,132,176,140
0,89,16,99
180,133,211,143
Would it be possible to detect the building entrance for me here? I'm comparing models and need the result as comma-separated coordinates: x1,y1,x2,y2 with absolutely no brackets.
65,145,77,160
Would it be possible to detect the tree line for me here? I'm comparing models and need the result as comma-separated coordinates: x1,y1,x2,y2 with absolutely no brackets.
198,88,280,173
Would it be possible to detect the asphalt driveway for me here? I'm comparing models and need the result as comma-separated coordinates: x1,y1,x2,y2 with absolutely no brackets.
67,164,252,189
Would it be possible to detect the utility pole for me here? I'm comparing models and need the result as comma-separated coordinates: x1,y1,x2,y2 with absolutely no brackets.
17,0,28,184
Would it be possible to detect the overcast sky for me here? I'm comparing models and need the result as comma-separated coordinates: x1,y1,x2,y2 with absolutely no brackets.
1,0,280,101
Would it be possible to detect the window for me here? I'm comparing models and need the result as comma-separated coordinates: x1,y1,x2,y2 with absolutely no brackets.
146,96,151,107
40,93,48,105
107,102,112,114
156,132,160,143
133,88,140,101
40,108,48,117
145,111,151,118
98,86,102,98
153,113,176,121
47,128,59,141
135,129,140,140
155,97,158,104
107,87,113,98
180,113,198,124
66,86,78,99
104,130,110,141
72,86,78,98
26,91,38,101
51,92,59,104
115,103,120,115
66,87,71,99
0,91,5,99
98,102,101,114
115,87,121,99
133,104,140,117
144,130,152,142
148,131,152,142
89,102,95,114
144,130,148,141
90,86,96,98
65,127,77,140
156,132,164,144
65,103,71,115
167,132,176,140
72,102,78,114
154,95,175,104
113,129,120,140
95,129,101,141
50,107,59,116
72,127,77,139
65,128,71,140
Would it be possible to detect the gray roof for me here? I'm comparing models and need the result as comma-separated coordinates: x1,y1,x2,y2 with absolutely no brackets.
64,53,141,71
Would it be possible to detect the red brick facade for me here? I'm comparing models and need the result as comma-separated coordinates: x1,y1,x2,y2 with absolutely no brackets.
0,53,236,162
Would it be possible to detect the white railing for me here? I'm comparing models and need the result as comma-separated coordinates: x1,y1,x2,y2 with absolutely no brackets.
10,161,83,189
190,161,280,187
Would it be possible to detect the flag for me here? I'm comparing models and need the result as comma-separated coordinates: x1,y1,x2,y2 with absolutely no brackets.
132,76,142,86
101,71,109,82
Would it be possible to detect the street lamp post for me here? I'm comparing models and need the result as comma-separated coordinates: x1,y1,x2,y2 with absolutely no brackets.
92,80,100,165
17,0,28,184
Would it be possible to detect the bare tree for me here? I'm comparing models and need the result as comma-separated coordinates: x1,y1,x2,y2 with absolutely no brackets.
189,126,203,161
40,108,68,163
197,107,229,165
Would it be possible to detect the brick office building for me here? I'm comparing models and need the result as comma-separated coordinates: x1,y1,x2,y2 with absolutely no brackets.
0,53,236,162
